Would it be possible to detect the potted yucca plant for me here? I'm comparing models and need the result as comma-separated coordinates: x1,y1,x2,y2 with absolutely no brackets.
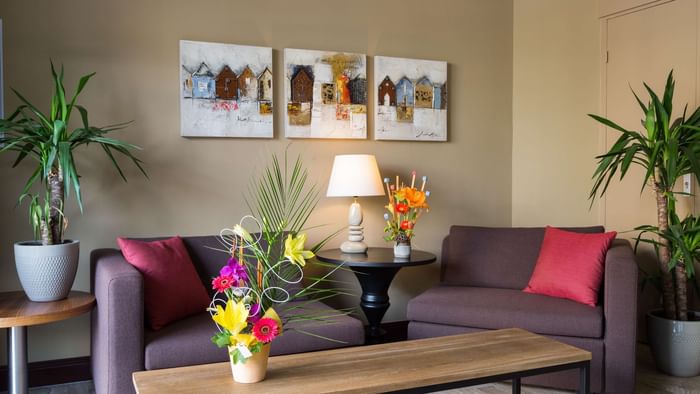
0,62,146,301
589,71,700,376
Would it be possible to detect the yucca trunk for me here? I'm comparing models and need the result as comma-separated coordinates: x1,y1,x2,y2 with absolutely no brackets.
47,167,64,245
675,258,688,321
655,186,677,320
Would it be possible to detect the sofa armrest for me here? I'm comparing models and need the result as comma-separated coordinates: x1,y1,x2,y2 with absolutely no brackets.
603,239,638,394
90,249,144,394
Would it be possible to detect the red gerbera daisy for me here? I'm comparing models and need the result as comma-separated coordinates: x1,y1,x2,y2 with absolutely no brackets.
252,318,279,343
211,275,234,292
395,203,409,214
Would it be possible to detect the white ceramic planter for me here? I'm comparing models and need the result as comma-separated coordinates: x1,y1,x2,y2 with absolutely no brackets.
647,309,700,377
393,242,411,258
229,344,270,383
13,240,79,302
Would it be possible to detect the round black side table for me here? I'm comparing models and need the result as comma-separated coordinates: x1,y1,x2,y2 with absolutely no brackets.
315,247,436,338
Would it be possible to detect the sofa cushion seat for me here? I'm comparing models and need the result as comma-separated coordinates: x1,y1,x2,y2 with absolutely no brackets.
407,286,603,339
144,300,364,370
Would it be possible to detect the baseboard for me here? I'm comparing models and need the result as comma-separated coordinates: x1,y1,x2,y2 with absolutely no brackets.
0,356,91,391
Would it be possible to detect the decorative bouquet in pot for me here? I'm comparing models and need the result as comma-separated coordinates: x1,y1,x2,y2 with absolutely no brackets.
383,171,431,244
209,152,348,366
209,221,314,364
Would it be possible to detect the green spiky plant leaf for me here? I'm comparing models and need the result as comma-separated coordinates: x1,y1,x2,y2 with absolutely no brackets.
589,70,700,320
212,150,352,351
0,61,147,245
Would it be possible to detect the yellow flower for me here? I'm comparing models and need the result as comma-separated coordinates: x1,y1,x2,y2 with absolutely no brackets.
263,307,284,335
212,299,249,335
284,233,315,267
231,332,258,348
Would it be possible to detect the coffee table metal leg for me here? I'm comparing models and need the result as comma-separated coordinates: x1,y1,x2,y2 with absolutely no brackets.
579,362,590,394
8,326,28,394
512,377,521,394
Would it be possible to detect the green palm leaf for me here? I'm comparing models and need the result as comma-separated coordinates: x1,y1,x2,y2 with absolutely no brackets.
0,61,147,244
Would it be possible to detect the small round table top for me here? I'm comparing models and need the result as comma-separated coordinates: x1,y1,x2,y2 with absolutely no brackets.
315,247,437,268
0,291,96,328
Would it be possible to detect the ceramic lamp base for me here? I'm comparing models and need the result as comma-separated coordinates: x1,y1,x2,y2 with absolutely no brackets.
341,240,368,254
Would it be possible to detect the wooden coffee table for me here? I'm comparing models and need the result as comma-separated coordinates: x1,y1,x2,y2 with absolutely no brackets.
133,328,591,394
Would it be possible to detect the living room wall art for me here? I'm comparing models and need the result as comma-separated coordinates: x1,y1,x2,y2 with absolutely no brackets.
284,48,367,139
180,40,273,138
374,56,447,141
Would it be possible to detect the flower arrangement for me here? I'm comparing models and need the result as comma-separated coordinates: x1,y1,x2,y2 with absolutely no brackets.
209,221,315,364
383,171,431,244
208,152,348,368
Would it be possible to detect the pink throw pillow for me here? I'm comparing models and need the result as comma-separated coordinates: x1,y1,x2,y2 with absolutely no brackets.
117,236,210,330
523,226,617,306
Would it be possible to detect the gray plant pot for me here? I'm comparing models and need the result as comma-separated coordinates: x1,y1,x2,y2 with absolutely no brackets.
647,309,700,377
13,240,79,302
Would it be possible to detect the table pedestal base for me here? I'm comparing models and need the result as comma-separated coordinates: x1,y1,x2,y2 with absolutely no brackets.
352,266,400,338
7,326,27,394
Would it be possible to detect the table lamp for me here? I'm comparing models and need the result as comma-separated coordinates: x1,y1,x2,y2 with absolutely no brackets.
327,154,385,253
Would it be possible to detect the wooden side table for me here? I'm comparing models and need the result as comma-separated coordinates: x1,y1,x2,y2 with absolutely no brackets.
315,247,436,338
0,291,95,394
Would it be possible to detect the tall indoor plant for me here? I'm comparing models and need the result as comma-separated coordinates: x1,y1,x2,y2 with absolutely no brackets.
0,62,146,301
589,71,700,376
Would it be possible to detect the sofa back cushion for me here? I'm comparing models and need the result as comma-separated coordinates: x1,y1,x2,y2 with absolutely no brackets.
180,235,231,287
132,235,306,298
441,225,605,289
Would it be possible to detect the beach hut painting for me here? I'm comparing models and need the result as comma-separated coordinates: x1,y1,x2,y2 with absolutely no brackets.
284,48,367,139
180,40,273,138
374,56,447,141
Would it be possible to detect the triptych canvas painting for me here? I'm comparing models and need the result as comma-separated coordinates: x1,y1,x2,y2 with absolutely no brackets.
179,40,447,141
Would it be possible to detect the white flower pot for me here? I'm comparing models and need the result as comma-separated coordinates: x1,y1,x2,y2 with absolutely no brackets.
393,242,411,258
13,240,79,302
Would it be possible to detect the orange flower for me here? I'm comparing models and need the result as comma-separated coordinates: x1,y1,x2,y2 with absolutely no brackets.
394,187,410,202
402,188,428,209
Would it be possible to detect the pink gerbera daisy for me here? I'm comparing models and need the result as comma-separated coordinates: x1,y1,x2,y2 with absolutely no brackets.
252,318,279,343
211,275,234,292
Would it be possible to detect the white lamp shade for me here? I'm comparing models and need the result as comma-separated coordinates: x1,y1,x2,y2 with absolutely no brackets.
327,154,385,197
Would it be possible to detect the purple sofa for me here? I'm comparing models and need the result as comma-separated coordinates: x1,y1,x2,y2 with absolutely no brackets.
90,235,365,394
407,226,638,394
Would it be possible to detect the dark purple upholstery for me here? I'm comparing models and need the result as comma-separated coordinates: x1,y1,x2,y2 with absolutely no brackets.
441,226,604,289
409,226,637,394
144,301,364,370
90,235,365,394
407,286,603,338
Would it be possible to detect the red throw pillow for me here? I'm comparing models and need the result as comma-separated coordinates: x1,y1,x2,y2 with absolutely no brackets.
117,236,210,330
523,226,617,306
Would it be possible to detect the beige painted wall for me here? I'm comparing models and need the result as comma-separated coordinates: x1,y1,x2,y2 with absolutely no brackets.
0,0,513,363
512,0,601,227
